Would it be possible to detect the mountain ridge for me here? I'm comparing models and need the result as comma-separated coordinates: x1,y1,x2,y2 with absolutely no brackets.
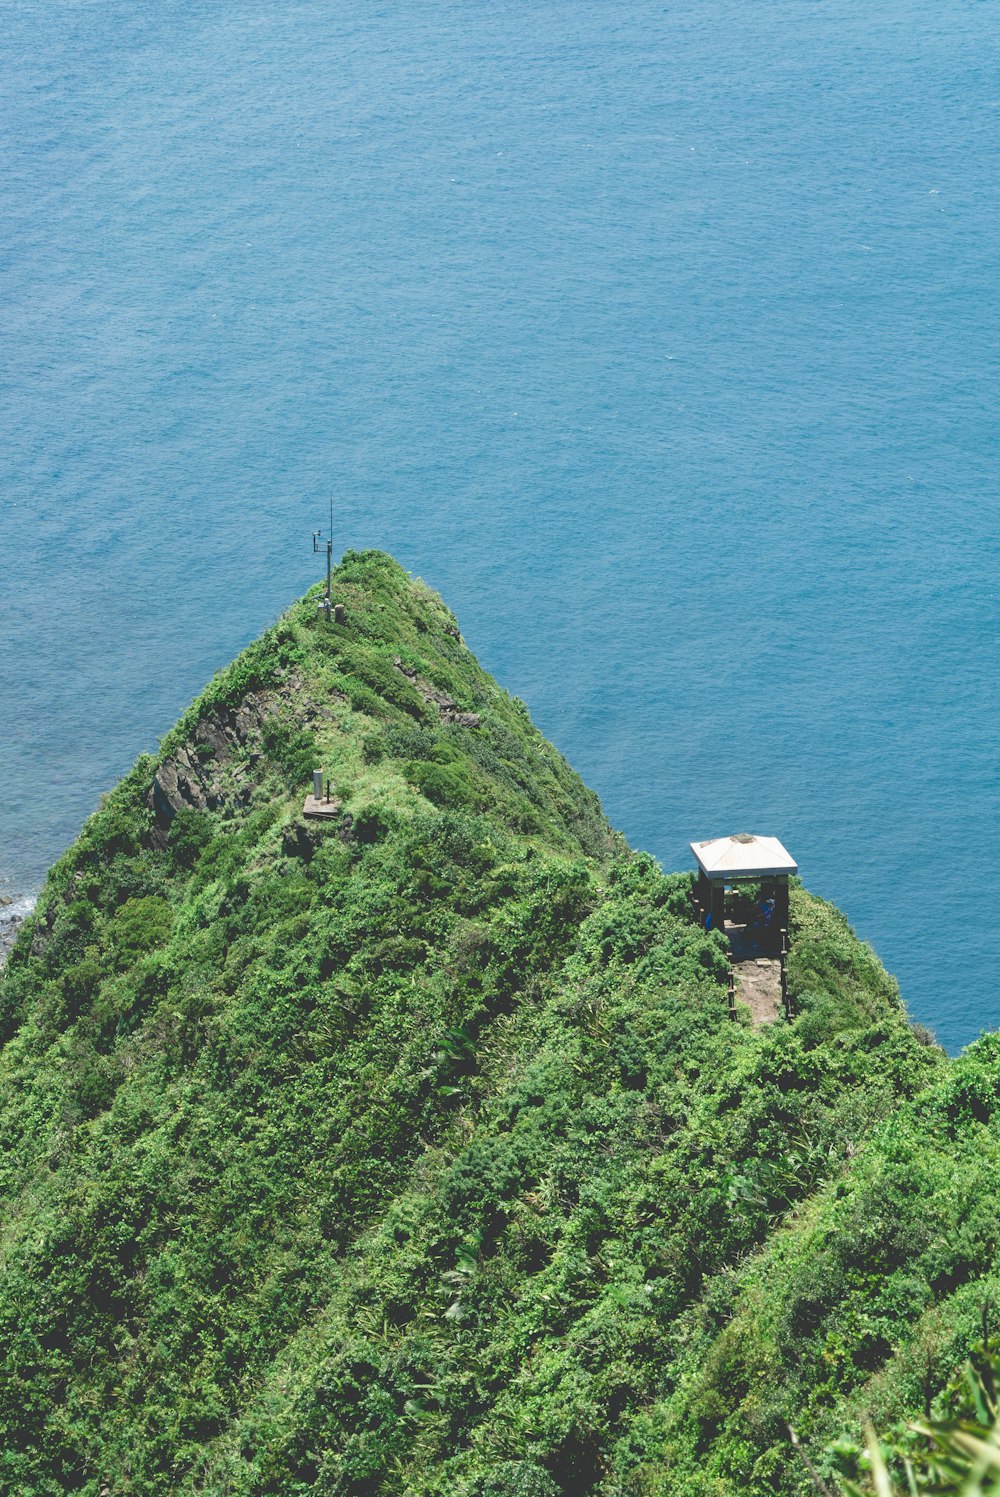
0,551,993,1497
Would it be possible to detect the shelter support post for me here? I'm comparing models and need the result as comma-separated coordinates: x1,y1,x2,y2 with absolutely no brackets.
774,876,790,933
710,880,726,934
696,872,711,927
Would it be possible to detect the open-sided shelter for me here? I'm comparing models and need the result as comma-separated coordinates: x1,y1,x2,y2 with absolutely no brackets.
690,832,797,934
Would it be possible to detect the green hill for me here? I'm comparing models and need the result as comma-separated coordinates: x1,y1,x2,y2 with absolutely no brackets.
1,551,996,1496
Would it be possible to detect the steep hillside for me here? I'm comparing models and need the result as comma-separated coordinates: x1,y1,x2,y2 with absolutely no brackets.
0,552,991,1497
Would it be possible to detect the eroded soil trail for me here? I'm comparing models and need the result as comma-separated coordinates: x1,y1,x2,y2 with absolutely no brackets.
727,922,783,1026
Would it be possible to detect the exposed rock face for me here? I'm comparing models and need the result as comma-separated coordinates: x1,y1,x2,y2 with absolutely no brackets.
0,899,25,970
393,658,481,729
150,755,209,823
146,673,341,845
146,691,275,840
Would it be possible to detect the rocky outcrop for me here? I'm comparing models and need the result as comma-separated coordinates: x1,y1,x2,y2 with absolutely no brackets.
147,688,281,838
393,659,480,729
0,898,25,970
147,673,340,843
151,728,243,837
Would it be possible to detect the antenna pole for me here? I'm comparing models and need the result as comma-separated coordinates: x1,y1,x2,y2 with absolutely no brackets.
312,501,335,624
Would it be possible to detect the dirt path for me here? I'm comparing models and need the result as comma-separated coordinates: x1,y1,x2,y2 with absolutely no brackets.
727,922,783,1026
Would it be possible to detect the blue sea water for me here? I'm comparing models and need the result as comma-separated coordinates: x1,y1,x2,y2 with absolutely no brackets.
1,0,997,1051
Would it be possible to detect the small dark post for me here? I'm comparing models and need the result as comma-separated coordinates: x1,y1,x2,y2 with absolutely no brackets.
780,956,792,1019
728,967,736,1020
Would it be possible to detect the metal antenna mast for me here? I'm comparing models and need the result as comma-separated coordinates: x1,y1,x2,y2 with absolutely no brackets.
312,497,334,622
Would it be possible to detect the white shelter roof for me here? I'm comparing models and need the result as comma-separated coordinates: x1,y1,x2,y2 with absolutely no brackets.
690,833,797,880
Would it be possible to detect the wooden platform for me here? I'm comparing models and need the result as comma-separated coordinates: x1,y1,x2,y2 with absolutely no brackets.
302,794,341,820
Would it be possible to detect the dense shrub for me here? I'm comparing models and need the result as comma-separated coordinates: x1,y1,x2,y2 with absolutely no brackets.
111,896,173,963
168,807,214,867
404,757,475,808
260,717,317,787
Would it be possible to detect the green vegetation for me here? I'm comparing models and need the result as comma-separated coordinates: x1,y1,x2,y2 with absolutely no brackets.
0,551,995,1496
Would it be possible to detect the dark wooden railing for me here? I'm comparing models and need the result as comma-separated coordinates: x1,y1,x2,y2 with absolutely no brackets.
780,930,794,1019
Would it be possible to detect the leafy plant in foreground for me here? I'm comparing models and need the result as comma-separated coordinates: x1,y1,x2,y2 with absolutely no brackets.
827,1347,1000,1496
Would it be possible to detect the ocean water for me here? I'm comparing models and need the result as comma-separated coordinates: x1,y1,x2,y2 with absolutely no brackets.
1,0,997,1052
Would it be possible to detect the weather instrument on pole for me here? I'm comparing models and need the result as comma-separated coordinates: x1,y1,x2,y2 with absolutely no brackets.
312,498,334,623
